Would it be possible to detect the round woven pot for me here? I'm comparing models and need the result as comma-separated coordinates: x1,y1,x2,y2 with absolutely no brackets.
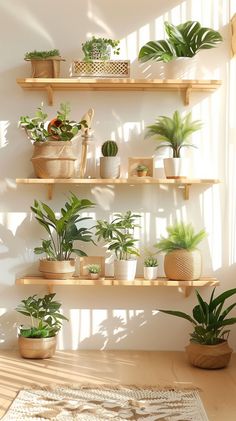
31,141,77,179
18,336,56,359
164,249,201,281
185,341,233,369
39,259,76,279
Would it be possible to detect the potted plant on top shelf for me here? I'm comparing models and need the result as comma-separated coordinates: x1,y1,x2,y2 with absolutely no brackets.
24,49,65,78
158,287,236,369
82,37,120,61
16,293,68,359
145,110,202,178
31,193,95,280
19,102,87,178
155,222,207,281
95,211,140,281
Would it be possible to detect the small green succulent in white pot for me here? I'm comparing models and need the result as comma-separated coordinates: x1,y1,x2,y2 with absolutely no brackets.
100,140,120,179
144,256,158,280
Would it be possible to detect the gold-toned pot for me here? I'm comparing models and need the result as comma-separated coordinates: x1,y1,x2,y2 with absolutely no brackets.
185,341,233,369
18,336,56,359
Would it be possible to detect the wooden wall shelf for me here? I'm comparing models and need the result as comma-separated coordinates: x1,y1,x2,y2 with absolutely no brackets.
16,78,221,106
16,276,219,297
16,177,220,200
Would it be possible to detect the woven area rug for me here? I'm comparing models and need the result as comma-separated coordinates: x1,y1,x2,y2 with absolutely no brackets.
1,385,209,421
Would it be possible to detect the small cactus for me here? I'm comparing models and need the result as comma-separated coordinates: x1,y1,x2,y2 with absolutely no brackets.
101,140,118,157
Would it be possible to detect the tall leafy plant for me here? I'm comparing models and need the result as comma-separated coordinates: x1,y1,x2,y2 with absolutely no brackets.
159,288,236,345
146,110,202,158
139,21,222,63
95,211,140,260
31,193,95,261
155,222,206,252
16,293,68,338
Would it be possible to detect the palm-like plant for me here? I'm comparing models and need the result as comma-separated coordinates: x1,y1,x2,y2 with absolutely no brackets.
159,288,236,345
146,110,202,158
138,21,222,63
155,222,206,252
95,211,140,260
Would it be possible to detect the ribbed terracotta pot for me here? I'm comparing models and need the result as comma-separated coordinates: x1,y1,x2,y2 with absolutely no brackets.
18,336,56,359
185,341,233,369
31,141,77,179
39,259,76,279
164,249,201,281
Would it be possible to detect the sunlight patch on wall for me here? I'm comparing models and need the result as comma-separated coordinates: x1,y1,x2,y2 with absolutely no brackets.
139,24,150,47
5,213,27,236
0,121,9,148
123,122,141,142
127,32,138,63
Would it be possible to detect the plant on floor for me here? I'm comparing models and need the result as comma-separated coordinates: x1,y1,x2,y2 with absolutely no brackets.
24,49,61,60
146,110,202,158
138,21,223,63
16,293,68,338
95,211,140,260
159,288,236,345
87,264,101,274
82,36,120,61
31,193,95,261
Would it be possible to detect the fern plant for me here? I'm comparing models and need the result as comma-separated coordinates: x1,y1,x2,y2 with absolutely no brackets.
159,288,236,345
146,110,202,158
138,21,222,63
155,222,206,253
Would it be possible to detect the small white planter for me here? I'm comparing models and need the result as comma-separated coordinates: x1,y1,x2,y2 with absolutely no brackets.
89,273,99,280
143,266,158,280
100,156,120,179
114,260,137,281
164,57,197,79
164,158,188,179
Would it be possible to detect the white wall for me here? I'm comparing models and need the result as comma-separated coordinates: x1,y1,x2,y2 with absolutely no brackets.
0,0,235,351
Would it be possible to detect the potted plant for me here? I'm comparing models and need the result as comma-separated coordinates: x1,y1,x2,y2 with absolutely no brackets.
100,140,120,179
24,49,65,78
138,21,222,63
31,193,95,279
95,211,140,280
136,164,149,177
16,293,68,359
146,110,202,178
144,255,158,280
158,288,236,369
155,222,206,281
19,102,86,178
86,264,101,279
82,37,120,61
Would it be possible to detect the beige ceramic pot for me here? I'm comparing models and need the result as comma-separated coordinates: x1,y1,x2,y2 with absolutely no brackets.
39,259,76,279
31,141,77,179
18,336,56,359
164,249,201,281
100,156,120,179
185,341,233,369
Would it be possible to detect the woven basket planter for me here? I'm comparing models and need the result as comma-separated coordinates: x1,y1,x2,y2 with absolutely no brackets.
31,141,77,179
185,341,233,369
164,249,202,281
72,60,130,78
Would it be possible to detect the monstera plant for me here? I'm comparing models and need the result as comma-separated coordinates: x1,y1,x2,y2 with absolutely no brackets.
138,21,222,63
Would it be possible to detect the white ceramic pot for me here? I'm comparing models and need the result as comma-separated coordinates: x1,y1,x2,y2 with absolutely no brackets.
163,158,188,179
100,156,120,179
114,260,137,280
164,57,197,79
143,266,158,280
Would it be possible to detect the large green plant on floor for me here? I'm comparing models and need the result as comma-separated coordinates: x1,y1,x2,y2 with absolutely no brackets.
16,293,68,338
146,110,202,158
158,288,236,345
95,211,140,260
31,193,95,261
138,21,222,63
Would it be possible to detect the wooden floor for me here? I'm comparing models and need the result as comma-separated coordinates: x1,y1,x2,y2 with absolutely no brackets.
0,350,236,420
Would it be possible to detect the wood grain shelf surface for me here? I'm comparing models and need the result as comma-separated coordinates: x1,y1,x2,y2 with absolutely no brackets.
16,178,220,185
16,78,222,105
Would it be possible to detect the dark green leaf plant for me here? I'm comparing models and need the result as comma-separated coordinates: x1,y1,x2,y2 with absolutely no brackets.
146,110,202,158
95,211,141,260
138,21,222,63
31,193,95,261
16,293,68,338
159,288,236,345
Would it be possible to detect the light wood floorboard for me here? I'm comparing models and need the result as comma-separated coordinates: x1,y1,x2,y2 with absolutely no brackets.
0,350,236,420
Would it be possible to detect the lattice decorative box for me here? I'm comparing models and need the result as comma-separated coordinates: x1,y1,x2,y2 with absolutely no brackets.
72,60,130,78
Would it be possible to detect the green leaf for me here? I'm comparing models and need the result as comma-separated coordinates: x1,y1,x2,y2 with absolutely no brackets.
158,309,197,325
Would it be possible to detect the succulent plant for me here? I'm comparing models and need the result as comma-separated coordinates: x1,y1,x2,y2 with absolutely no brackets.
101,140,118,157
144,256,158,267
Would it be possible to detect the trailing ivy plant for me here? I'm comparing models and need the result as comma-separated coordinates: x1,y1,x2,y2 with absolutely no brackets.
138,21,222,63
158,288,236,345
82,36,120,60
146,110,202,158
31,193,95,261
16,293,68,338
